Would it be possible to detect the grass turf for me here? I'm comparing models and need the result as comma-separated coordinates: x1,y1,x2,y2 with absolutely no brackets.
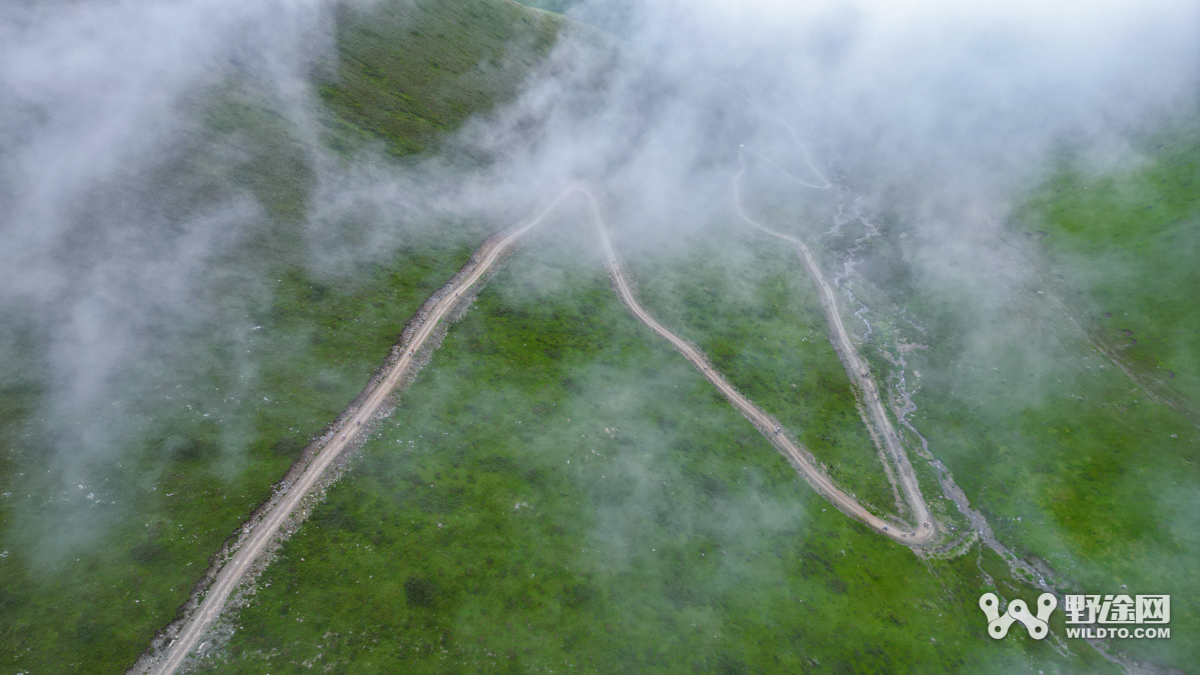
0,0,560,671
804,117,1200,670
624,217,904,519
191,207,1111,675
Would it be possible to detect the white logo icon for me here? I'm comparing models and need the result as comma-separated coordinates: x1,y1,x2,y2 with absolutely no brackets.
980,592,1057,640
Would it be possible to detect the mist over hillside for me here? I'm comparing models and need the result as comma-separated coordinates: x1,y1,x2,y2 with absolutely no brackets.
1,0,1198,672
4,0,1196,495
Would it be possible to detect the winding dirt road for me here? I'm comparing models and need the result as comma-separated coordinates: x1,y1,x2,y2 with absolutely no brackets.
587,189,935,544
147,190,577,675
149,184,934,674
732,154,936,543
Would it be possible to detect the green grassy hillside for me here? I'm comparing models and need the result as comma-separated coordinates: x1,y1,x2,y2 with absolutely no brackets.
192,205,1108,675
812,117,1200,671
1022,120,1200,408
625,218,904,519
0,1,560,672
319,0,561,157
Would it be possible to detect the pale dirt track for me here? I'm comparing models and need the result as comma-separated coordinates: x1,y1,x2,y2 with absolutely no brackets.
150,185,934,674
587,189,934,545
148,190,577,675
732,155,936,544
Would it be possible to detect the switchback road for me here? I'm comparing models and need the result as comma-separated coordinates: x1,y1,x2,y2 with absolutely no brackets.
149,185,935,675
732,154,936,543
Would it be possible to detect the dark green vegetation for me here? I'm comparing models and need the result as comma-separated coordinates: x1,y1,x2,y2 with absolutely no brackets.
0,0,558,672
4,0,1193,668
196,210,1107,674
625,221,902,518
817,118,1200,670
319,0,561,157
1022,120,1200,406
0,228,481,672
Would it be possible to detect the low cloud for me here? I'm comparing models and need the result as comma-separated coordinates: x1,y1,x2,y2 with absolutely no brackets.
1,0,1196,554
